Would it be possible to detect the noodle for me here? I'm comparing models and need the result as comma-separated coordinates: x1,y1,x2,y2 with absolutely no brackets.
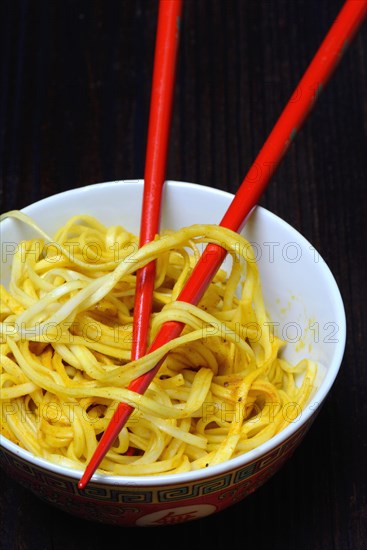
0,211,317,475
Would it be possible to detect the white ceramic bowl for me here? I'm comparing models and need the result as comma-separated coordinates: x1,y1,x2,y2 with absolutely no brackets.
0,180,346,526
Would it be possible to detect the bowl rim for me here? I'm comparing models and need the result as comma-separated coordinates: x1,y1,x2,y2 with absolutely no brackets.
0,179,346,487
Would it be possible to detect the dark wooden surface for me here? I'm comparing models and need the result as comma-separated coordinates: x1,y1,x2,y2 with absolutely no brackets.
1,0,367,548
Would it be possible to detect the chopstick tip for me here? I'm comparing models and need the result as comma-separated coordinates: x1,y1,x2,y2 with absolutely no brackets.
77,471,91,490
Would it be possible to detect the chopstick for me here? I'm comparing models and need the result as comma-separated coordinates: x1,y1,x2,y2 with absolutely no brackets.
132,0,183,364
128,0,182,453
78,0,367,489
78,0,182,484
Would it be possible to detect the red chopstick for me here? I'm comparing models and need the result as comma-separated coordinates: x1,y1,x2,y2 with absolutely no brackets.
133,0,182,362
81,0,181,474
78,0,367,489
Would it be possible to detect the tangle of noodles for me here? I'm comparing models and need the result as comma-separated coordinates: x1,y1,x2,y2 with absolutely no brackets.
0,211,317,476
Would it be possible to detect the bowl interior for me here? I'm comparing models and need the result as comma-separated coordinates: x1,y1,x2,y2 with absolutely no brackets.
0,180,346,484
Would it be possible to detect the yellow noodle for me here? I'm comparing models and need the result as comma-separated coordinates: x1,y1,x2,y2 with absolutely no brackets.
0,211,317,475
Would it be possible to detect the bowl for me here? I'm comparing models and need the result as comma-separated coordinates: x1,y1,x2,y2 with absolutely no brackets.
0,179,346,526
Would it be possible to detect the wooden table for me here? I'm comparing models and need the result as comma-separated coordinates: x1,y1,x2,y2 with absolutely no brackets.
1,1,366,548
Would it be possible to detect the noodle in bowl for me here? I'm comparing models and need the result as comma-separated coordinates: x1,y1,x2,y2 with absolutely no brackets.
0,180,346,526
